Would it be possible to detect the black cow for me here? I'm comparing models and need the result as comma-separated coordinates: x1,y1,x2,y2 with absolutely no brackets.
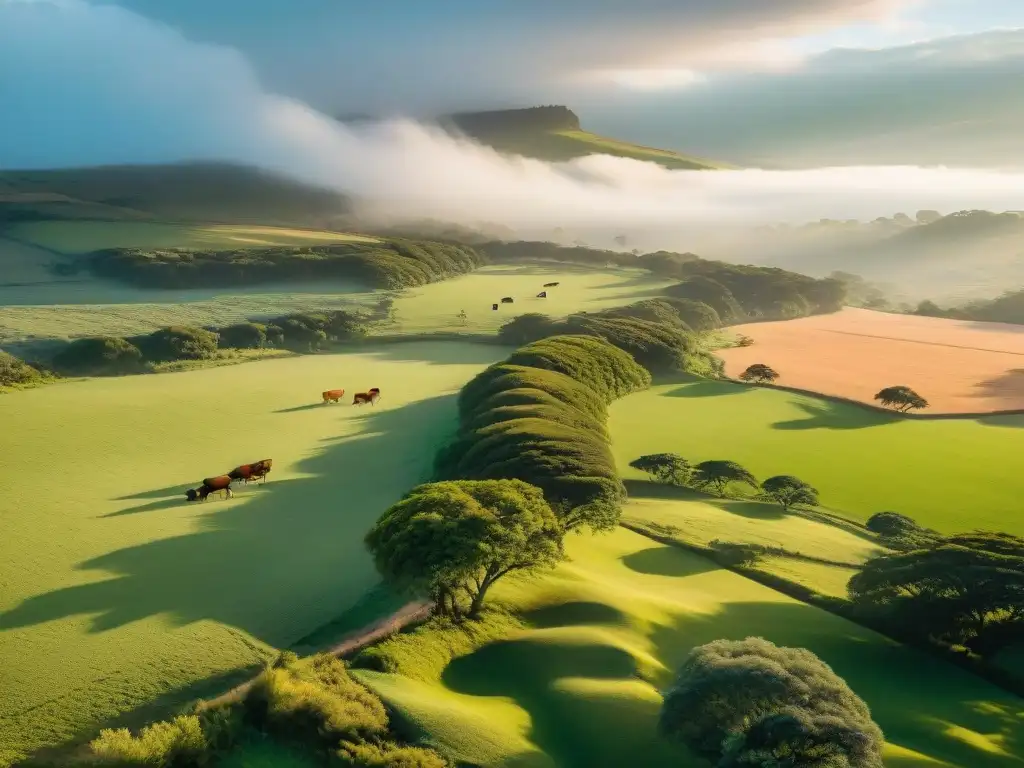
500,297,514,304
536,291,547,298
543,282,560,287
492,303,499,310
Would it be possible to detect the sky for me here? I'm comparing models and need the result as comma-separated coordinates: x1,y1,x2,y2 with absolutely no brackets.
1,0,1023,240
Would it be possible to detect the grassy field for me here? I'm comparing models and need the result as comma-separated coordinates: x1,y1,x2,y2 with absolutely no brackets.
609,379,1023,535
356,527,1024,768
7,220,379,254
0,263,669,344
0,341,504,765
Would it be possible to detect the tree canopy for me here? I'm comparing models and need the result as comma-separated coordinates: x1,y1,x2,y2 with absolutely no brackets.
365,479,563,617
629,453,692,485
739,363,779,384
873,386,928,412
660,637,883,768
849,532,1024,654
761,475,818,511
52,336,143,375
692,460,758,496
0,350,47,386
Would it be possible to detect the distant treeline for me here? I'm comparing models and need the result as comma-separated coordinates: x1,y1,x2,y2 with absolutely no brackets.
498,298,723,376
2,303,389,383
484,240,846,321
914,289,1024,325
86,238,484,290
435,335,651,533
445,105,581,136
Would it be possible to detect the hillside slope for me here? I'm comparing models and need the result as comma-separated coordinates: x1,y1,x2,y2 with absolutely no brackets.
441,106,726,170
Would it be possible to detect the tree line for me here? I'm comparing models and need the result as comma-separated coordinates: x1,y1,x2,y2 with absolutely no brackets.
914,288,1024,326
85,238,484,290
483,240,847,322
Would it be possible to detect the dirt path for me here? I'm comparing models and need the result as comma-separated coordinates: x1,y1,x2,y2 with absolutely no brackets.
199,600,430,711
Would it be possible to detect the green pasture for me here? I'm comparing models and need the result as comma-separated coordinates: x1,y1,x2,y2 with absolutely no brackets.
609,379,1023,535
7,220,379,254
0,264,668,344
357,527,1024,768
0,341,503,765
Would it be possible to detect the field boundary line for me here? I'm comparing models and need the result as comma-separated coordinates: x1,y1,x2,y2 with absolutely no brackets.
820,328,1024,357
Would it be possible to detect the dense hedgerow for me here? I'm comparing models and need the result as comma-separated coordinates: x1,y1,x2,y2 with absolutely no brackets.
439,335,648,532
89,238,484,290
0,350,50,387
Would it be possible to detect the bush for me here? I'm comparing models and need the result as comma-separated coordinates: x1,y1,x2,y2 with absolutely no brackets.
660,637,884,767
217,322,267,349
244,654,388,746
134,326,219,362
335,741,448,768
52,336,143,374
0,350,46,386
865,511,919,537
88,715,208,766
709,540,762,567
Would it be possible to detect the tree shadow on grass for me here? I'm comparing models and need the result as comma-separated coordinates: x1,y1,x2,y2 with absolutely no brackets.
713,499,786,521
357,340,507,367
621,546,718,578
0,394,459,644
275,402,334,414
647,599,1024,768
771,400,898,431
977,413,1024,429
624,479,709,502
522,601,629,630
663,379,749,399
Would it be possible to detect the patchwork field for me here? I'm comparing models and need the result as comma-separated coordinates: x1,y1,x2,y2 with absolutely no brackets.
609,379,1023,535
0,264,669,344
356,527,1024,768
0,342,503,765
717,307,1024,413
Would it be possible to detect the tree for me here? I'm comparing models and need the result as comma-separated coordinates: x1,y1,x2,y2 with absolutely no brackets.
874,385,928,412
52,336,143,374
848,532,1024,652
692,460,758,496
739,363,779,384
761,475,818,512
136,326,219,362
866,511,920,537
629,454,692,485
365,479,563,618
659,637,883,768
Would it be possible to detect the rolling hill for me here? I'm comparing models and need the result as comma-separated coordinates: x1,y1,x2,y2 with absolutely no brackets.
440,106,727,170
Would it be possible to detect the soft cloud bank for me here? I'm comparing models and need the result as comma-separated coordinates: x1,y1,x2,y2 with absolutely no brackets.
1,0,1023,246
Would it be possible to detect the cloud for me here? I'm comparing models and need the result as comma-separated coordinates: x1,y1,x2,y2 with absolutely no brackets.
3,0,1024,253
100,0,918,114
584,29,1024,167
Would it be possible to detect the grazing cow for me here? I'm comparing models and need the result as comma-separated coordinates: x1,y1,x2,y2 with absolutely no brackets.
353,387,381,406
500,297,514,304
543,282,560,287
185,475,233,502
229,458,273,484
536,291,547,298
492,303,499,311
322,388,345,404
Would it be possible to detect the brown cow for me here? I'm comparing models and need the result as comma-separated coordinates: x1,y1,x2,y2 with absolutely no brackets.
352,387,381,406
229,458,273,484
185,475,233,502
322,389,345,404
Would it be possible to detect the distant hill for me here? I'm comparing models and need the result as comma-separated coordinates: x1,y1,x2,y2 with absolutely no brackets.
438,106,726,170
0,163,351,228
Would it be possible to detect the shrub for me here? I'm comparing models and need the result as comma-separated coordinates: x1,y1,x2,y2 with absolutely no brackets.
0,350,46,386
326,310,370,341
865,511,919,537
135,326,219,362
335,741,448,768
660,637,883,767
497,313,562,346
709,540,762,567
52,336,143,374
88,715,207,766
217,322,267,349
244,654,388,745
664,298,721,331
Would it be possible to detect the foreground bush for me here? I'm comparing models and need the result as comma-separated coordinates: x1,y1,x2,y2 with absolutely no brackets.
366,479,562,617
52,336,143,374
660,637,883,767
0,350,48,387
335,741,448,768
88,715,208,766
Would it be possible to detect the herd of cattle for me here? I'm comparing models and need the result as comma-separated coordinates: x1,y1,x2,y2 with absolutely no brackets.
491,281,559,311
322,387,381,405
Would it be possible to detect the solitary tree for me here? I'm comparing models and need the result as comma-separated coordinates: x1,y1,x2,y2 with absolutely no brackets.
761,475,818,512
739,363,778,384
659,637,884,767
874,385,928,412
365,479,563,618
629,454,692,485
692,460,758,496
